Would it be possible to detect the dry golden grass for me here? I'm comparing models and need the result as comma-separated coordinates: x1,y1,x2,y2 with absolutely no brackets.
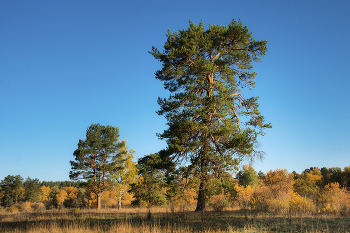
1,207,350,232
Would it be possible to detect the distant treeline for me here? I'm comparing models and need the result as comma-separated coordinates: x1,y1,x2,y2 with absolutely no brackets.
40,180,83,189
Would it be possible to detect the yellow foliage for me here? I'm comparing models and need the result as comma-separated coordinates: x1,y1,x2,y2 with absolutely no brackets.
121,192,135,207
262,169,294,214
6,206,18,212
264,169,294,196
14,201,32,212
100,191,115,208
31,202,45,211
234,169,297,214
235,185,255,210
169,179,198,208
289,192,315,214
182,188,197,205
209,193,230,212
107,198,118,208
88,192,97,207
40,186,51,202
63,187,79,199
250,184,270,212
56,189,68,207
320,182,350,214
305,168,322,183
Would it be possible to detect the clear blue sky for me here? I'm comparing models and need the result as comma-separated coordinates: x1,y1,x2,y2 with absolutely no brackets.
1,0,349,181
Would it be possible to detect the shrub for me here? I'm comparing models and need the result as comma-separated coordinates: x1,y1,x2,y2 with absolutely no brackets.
209,194,230,212
289,193,315,214
250,185,269,212
320,182,350,215
234,185,255,210
71,208,80,214
13,202,33,212
268,195,290,214
15,201,33,212
6,206,18,212
31,202,46,211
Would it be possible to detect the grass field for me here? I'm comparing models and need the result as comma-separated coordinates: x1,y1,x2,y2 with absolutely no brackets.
1,207,350,232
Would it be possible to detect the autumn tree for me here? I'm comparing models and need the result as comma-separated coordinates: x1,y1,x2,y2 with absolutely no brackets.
70,123,127,209
293,167,322,202
320,182,350,214
235,184,256,217
150,18,271,211
56,189,67,208
111,140,138,209
262,169,294,213
40,186,51,203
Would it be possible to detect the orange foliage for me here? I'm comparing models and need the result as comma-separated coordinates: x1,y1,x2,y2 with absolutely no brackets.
121,192,135,207
235,185,255,210
88,191,97,207
56,189,67,208
320,182,350,214
262,169,294,214
63,187,79,199
289,192,315,214
40,186,51,202
264,169,294,195
234,169,297,214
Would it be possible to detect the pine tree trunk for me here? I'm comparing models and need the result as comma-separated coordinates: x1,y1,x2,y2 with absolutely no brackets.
97,192,102,210
195,179,207,211
196,149,208,212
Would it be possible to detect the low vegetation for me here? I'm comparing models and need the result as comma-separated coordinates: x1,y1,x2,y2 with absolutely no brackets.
1,207,350,232
2,166,350,232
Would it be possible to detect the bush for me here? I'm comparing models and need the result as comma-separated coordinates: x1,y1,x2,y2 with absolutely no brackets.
31,202,46,211
14,202,32,212
6,206,18,212
209,194,230,212
319,183,350,215
71,208,80,214
289,193,315,214
268,196,290,214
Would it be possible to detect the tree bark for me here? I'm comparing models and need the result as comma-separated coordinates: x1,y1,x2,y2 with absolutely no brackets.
97,192,102,210
195,178,207,211
118,196,122,210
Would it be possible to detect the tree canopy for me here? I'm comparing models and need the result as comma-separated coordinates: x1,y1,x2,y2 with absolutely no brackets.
0,175,24,207
150,18,271,211
130,151,175,207
69,123,127,209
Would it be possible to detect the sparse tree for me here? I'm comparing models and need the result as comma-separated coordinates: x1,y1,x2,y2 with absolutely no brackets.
151,18,271,211
112,140,138,209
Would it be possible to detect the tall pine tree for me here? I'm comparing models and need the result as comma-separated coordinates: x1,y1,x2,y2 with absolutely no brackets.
151,18,271,211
